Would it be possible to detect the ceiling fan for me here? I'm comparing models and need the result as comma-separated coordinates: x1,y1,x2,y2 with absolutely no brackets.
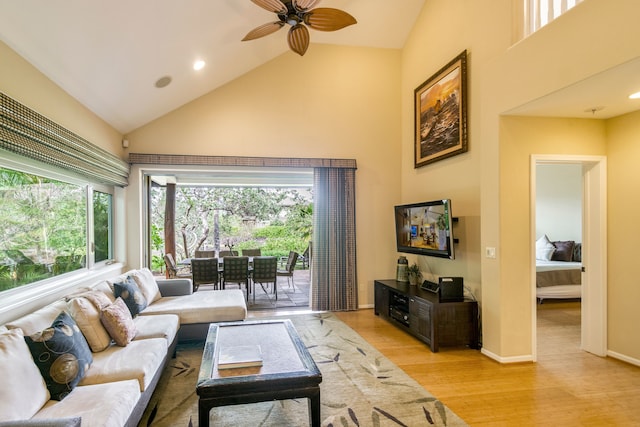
242,0,357,56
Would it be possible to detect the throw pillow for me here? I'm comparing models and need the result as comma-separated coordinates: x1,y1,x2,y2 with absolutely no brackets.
24,311,93,401
535,235,555,261
100,297,137,346
0,329,50,422
551,240,575,262
572,243,582,262
113,276,147,317
132,268,162,304
67,295,112,352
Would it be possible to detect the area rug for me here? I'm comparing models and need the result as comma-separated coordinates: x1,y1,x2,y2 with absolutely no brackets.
139,312,467,426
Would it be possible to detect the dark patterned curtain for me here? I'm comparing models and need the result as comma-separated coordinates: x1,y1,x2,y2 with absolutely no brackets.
311,167,358,311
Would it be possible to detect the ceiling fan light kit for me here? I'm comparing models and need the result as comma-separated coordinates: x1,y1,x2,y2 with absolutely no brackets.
243,0,357,56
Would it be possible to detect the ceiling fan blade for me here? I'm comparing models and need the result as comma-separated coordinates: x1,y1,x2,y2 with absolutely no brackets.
242,21,286,41
292,0,322,12
287,24,310,56
250,0,287,14
304,8,357,31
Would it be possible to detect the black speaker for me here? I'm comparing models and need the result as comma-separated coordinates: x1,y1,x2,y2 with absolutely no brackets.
438,277,464,302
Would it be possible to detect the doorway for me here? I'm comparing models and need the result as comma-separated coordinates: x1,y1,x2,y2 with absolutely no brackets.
531,155,607,360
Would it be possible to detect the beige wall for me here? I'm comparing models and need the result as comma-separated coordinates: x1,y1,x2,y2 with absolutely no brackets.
400,0,514,352
0,41,122,155
500,116,606,356
606,110,640,360
480,0,640,360
126,44,402,307
3,0,640,363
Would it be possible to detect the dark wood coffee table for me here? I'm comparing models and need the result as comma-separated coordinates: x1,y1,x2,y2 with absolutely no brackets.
197,319,322,427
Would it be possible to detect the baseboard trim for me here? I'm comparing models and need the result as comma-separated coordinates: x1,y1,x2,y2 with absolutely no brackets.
481,347,534,363
608,350,640,367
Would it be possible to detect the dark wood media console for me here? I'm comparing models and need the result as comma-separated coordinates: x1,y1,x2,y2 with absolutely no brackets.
374,279,479,352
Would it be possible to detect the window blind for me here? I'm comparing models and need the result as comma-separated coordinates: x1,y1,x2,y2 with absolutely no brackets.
0,92,129,186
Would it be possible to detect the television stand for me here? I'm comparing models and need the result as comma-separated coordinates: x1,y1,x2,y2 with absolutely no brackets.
374,279,479,352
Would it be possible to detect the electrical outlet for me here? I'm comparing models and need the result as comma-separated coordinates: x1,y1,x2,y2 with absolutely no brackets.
485,247,496,259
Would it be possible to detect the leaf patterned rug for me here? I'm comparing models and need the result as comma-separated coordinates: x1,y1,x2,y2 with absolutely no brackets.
139,312,467,427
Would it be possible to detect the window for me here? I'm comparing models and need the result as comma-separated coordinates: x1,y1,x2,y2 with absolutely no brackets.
93,190,113,263
525,0,583,35
0,164,113,292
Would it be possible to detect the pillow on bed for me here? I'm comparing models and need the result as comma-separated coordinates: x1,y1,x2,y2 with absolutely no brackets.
551,240,575,262
536,235,555,261
572,243,582,262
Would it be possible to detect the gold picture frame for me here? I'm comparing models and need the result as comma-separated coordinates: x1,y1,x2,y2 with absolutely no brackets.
414,50,468,168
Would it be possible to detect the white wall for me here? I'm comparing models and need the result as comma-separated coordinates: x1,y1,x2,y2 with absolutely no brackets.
536,164,582,242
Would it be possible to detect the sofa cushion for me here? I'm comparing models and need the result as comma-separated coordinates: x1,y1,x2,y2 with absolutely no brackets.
133,313,179,345
131,268,162,304
113,276,147,317
5,300,67,336
0,418,81,427
79,338,166,392
0,329,50,422
100,297,136,346
24,312,93,401
140,289,247,324
35,380,140,427
67,294,111,352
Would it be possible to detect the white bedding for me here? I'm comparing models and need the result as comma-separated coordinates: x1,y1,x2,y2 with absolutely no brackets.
535,260,581,272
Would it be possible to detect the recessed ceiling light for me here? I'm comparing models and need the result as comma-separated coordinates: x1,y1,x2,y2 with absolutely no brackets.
193,60,206,71
629,91,640,99
155,76,172,89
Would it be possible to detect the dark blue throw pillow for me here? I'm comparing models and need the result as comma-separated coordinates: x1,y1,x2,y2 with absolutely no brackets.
113,276,147,317
24,311,93,401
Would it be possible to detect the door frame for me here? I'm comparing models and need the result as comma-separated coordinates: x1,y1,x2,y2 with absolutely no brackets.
530,155,607,360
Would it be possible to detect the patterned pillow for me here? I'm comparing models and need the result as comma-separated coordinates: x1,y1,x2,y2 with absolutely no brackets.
112,276,147,317
24,311,93,401
100,297,137,346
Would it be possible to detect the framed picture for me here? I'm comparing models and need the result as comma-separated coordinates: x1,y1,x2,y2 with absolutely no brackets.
414,50,468,168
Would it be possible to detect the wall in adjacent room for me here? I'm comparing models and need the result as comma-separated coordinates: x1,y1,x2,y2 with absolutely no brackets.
536,164,582,242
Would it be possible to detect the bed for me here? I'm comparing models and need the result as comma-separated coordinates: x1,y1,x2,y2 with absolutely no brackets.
535,236,582,302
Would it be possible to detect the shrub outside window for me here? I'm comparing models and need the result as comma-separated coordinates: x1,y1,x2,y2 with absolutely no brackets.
0,166,112,292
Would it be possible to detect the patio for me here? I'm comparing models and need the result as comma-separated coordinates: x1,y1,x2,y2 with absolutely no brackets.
155,268,310,311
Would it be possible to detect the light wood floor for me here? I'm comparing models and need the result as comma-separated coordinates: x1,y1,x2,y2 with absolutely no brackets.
333,302,640,427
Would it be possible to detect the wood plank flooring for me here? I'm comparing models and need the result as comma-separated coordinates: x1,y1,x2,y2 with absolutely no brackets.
334,302,640,427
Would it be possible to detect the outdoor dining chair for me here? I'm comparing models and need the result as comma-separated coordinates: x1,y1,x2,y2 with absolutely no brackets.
222,256,250,300
251,256,278,303
276,251,298,292
219,250,239,257
194,249,216,258
164,253,191,279
190,257,219,291
241,248,261,256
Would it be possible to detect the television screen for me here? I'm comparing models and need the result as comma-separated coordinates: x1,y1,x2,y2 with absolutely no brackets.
394,199,455,259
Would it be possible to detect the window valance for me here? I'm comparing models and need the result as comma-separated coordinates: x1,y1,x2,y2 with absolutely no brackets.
0,92,129,186
128,153,357,170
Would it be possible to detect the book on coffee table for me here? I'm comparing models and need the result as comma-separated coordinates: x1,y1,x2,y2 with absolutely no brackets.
218,345,263,369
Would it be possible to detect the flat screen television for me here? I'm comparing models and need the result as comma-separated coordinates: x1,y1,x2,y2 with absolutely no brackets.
394,199,455,259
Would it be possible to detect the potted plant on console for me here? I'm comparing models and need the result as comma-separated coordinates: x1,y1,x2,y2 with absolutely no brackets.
407,263,422,286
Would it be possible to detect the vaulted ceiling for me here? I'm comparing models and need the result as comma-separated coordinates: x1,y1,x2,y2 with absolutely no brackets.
0,0,426,134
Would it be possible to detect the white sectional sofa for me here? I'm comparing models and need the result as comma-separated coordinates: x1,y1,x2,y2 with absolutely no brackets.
0,268,247,427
